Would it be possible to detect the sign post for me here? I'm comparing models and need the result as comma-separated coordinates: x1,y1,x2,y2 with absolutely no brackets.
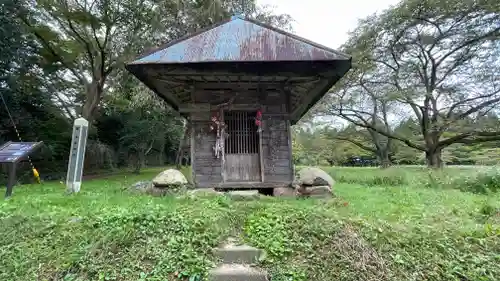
66,117,89,193
0,141,43,198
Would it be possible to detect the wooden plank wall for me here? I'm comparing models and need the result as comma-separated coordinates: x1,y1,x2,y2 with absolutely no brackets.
190,90,293,187
261,92,293,183
262,115,292,182
191,112,222,185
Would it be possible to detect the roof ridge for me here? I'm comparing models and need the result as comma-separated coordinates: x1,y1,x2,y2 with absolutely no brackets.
131,17,350,64
133,19,231,62
242,17,350,60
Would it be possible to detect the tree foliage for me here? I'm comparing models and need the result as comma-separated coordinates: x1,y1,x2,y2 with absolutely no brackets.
0,0,293,182
316,0,500,168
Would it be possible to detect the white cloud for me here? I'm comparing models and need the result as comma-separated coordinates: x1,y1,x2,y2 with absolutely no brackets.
257,0,401,48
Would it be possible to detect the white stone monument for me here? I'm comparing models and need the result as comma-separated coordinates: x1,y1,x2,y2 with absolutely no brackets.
66,117,89,193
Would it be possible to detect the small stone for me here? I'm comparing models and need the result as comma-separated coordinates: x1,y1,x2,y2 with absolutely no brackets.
310,185,334,197
131,181,151,191
214,244,262,264
145,186,171,197
299,185,333,198
188,189,223,196
225,237,239,245
226,190,260,200
152,169,188,188
209,264,268,281
273,187,297,197
68,217,82,223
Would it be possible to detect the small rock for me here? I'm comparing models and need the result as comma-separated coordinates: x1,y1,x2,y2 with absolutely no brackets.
188,189,223,196
224,237,240,245
226,190,260,201
273,187,297,197
209,264,268,281
306,185,333,198
145,186,171,197
68,217,82,223
214,244,262,264
152,169,188,188
131,181,151,190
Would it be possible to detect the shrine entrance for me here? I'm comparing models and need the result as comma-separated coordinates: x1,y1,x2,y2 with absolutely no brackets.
126,15,352,189
223,110,262,182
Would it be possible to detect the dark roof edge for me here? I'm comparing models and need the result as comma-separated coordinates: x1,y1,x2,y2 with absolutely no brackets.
124,64,181,112
291,58,353,125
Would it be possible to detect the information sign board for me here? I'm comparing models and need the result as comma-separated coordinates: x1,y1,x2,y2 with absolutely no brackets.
0,142,42,163
0,141,43,198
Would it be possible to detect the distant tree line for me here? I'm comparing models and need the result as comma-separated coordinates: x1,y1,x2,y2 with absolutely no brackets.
307,0,500,168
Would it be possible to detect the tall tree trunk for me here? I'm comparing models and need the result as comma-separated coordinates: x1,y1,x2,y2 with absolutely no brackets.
424,131,444,168
426,147,443,168
133,149,146,174
378,149,391,169
81,79,104,122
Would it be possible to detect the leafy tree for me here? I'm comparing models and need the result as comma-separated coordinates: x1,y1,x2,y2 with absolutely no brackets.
17,0,292,123
325,0,500,168
332,124,393,168
17,0,176,122
0,0,294,179
99,73,184,173
1,0,72,181
291,123,375,166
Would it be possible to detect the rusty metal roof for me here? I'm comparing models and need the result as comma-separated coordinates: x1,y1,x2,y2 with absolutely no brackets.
130,16,350,65
126,16,352,124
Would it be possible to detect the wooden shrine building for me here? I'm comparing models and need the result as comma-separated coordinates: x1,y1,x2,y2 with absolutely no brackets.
126,15,351,189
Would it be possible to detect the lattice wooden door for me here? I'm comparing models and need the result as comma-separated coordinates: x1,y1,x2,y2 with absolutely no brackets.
223,111,261,182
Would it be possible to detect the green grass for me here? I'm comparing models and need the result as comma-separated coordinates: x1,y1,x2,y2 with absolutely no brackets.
1,166,500,281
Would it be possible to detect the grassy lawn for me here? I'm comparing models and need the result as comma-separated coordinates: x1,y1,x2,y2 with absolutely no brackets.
1,166,499,281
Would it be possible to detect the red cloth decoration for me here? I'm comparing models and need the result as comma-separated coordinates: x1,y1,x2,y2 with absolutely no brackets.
255,109,262,127
209,111,220,131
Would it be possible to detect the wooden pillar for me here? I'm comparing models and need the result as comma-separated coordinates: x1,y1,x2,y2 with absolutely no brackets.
258,88,265,182
220,107,226,183
190,118,196,186
284,86,295,182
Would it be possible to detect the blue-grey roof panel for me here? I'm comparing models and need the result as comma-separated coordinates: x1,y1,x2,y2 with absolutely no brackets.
132,18,347,64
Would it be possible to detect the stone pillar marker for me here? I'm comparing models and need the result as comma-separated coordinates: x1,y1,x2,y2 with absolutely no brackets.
66,117,89,193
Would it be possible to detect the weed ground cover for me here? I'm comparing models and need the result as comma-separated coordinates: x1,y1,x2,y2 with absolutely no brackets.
1,166,499,281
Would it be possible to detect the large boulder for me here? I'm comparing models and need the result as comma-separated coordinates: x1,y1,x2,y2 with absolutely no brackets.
152,169,188,188
295,167,335,198
297,167,335,187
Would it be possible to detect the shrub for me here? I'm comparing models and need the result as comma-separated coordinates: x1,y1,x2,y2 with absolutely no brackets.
449,168,500,194
319,167,409,186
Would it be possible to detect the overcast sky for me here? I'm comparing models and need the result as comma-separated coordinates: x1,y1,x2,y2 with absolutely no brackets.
257,0,401,49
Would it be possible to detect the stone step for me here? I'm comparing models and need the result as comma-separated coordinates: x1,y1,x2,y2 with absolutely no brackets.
209,264,268,281
214,244,262,264
226,190,260,200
